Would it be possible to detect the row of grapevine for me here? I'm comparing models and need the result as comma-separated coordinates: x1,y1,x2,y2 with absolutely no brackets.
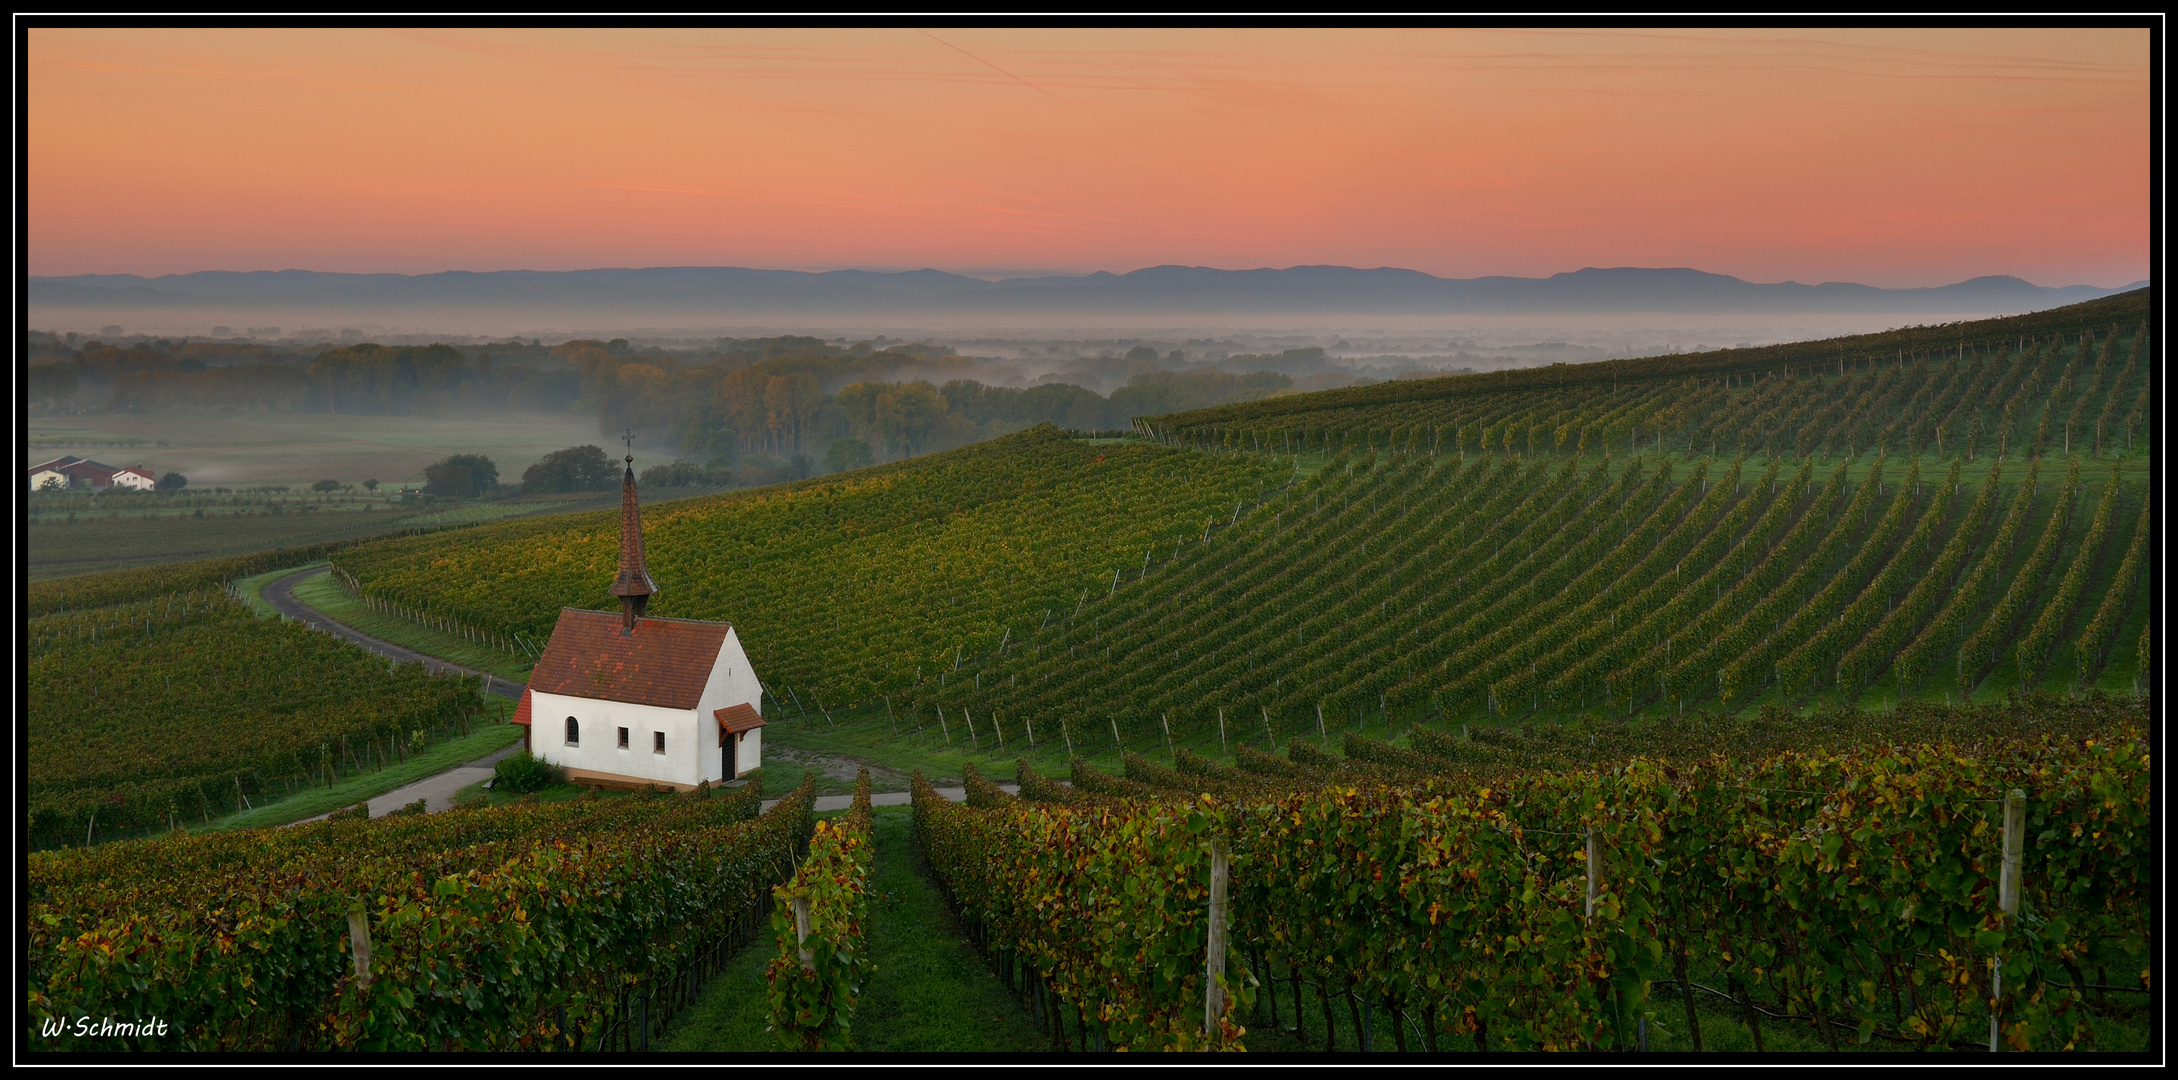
27,774,813,1051
766,770,876,1050
1835,460,2004,693
2071,496,2151,684
914,770,1246,1051
916,713,2149,1051
1956,460,2086,684
2013,468,2125,684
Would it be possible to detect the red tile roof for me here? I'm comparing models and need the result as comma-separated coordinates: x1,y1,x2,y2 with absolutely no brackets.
715,703,765,733
527,608,732,710
510,687,534,727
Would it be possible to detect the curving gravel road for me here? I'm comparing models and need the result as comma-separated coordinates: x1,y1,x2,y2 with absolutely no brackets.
266,566,525,819
264,566,527,700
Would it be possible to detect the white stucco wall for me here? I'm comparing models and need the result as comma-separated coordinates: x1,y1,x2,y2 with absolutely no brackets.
531,692,704,788
693,627,764,780
730,727,763,780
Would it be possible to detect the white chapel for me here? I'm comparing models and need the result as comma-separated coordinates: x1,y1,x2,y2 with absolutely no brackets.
512,455,764,789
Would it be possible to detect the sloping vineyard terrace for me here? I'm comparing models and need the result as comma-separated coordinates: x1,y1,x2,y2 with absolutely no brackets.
331,427,1286,710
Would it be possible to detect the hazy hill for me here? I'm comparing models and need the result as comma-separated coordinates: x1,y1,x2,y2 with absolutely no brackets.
31,264,2146,323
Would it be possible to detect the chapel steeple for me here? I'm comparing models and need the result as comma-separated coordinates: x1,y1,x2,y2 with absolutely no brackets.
610,439,657,633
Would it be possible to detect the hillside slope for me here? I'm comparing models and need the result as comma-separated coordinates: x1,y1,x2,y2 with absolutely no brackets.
929,450,2146,742
331,294,2154,741
1143,288,2150,460
332,428,1286,705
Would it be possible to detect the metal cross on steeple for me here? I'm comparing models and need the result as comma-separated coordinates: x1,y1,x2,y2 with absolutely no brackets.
623,427,635,463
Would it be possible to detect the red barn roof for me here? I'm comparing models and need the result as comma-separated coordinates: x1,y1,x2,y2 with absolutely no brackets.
527,608,732,710
715,703,765,734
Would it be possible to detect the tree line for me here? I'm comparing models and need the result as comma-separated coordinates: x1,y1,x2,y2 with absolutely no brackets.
28,331,1317,474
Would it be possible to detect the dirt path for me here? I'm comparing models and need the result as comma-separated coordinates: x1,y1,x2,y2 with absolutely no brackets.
264,566,527,699
292,742,526,824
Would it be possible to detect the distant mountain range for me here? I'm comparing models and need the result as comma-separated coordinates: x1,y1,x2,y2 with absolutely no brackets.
29,264,2147,320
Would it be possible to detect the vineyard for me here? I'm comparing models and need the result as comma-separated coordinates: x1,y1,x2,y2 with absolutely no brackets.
26,588,486,848
1142,291,2150,463
328,427,1286,706
27,773,814,1051
912,442,2147,749
916,697,2149,1052
29,542,359,616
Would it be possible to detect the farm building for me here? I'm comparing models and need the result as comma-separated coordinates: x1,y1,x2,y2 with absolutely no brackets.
510,456,763,790
26,457,76,490
109,465,157,491
26,456,152,491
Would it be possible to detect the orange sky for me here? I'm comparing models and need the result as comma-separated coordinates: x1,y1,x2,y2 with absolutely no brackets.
27,28,2150,287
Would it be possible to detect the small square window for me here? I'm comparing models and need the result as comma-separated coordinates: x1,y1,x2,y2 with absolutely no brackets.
653,731,666,754
617,726,630,749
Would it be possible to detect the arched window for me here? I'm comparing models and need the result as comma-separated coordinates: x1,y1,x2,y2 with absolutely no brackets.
565,717,580,745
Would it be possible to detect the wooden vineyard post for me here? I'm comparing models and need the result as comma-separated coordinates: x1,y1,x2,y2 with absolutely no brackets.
1062,718,1073,757
1315,702,1327,746
1161,713,1175,762
1989,789,2025,1053
937,706,951,745
793,896,814,972
1110,718,1123,753
1262,707,1274,747
965,709,979,750
347,898,374,989
1205,837,1229,1040
1584,827,1601,920
1218,708,1227,754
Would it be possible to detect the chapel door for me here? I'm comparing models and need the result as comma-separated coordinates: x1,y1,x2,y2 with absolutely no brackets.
722,729,733,780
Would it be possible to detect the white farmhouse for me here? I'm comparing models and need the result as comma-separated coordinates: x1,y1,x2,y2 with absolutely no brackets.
110,465,157,491
511,455,764,789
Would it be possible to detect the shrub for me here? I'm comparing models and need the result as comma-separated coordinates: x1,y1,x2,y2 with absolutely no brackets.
493,750,565,793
